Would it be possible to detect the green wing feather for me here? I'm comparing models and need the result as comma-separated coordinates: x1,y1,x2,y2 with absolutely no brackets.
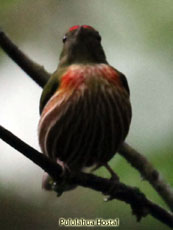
39,67,67,114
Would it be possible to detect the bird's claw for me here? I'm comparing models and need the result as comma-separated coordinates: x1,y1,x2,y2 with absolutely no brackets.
56,159,71,176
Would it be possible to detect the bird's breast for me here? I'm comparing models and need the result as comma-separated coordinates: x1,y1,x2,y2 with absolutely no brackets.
60,64,122,90
38,64,131,170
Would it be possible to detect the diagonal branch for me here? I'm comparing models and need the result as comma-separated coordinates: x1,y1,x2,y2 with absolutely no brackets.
0,30,50,87
119,143,173,211
0,125,173,228
1,30,173,212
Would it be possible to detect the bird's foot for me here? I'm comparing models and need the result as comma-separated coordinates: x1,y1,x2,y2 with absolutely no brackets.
104,163,120,182
53,159,76,196
56,159,71,176
42,160,75,196
42,172,54,191
90,162,119,181
103,163,120,202
90,163,102,172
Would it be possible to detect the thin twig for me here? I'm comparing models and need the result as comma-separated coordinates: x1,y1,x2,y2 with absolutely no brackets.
0,30,50,87
1,30,173,212
0,125,173,228
119,143,173,211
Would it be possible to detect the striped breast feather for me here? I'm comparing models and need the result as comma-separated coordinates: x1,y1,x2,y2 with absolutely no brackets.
38,88,75,156
85,82,131,165
38,64,131,170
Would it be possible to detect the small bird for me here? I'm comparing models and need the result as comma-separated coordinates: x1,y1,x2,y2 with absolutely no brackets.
38,25,132,192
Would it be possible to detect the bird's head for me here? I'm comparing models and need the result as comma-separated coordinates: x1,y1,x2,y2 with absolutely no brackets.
59,25,107,66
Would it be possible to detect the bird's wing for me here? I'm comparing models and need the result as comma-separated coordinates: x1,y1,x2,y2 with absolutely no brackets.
39,68,67,114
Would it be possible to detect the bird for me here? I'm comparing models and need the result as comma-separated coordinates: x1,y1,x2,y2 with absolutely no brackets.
38,25,132,193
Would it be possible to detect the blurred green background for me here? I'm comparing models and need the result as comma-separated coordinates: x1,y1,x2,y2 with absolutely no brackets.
0,0,173,229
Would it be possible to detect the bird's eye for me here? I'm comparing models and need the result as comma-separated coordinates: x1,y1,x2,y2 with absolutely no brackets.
62,35,67,43
96,35,101,42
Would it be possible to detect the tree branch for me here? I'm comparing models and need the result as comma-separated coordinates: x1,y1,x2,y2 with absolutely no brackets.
119,143,173,211
0,125,173,228
1,30,173,215
0,30,50,87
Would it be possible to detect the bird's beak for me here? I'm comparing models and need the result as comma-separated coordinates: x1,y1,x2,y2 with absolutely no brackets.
75,26,84,40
